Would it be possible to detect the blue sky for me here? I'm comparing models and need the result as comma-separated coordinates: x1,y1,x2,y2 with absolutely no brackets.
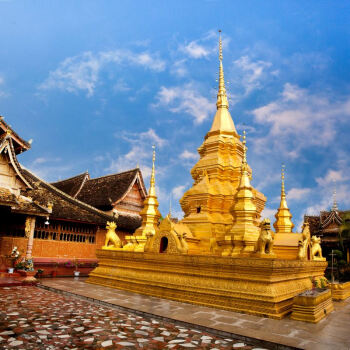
1,1,350,229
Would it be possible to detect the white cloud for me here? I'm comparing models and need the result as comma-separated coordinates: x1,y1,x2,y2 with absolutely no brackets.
39,49,165,97
153,83,215,124
182,41,210,59
233,56,273,94
113,79,131,93
172,184,187,200
261,207,276,222
171,59,188,77
107,128,166,180
316,169,349,187
287,187,311,201
180,150,198,161
251,83,350,158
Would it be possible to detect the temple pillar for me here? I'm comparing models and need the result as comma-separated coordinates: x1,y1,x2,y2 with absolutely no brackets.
25,216,36,260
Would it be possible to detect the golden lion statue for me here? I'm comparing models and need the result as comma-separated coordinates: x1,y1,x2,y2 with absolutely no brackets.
256,218,274,255
311,236,325,261
102,221,122,250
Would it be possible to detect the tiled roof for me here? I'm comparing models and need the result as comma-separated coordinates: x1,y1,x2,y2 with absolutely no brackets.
0,187,49,216
53,168,146,210
22,168,141,230
51,172,90,198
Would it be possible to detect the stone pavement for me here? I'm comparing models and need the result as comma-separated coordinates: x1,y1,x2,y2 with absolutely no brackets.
40,278,350,350
0,285,267,350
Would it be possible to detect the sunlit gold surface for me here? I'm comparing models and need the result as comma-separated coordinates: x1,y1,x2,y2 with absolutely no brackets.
180,33,266,252
274,165,294,233
128,146,161,252
87,249,327,319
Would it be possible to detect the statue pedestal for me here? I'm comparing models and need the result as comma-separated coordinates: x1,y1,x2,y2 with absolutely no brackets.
87,249,327,319
330,281,350,301
291,289,333,323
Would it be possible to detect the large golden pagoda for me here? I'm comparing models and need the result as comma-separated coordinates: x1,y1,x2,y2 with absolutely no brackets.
87,32,328,319
180,32,265,253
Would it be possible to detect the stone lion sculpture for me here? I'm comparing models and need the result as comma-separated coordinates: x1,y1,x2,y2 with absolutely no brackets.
102,221,122,250
311,236,325,261
256,218,274,255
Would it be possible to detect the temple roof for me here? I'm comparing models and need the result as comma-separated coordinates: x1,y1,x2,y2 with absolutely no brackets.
51,172,90,198
52,168,147,210
0,117,31,155
23,168,142,230
0,187,49,216
305,210,350,235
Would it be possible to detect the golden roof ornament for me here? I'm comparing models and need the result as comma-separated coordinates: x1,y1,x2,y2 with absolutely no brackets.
216,30,229,110
273,164,294,233
133,145,161,240
208,30,237,135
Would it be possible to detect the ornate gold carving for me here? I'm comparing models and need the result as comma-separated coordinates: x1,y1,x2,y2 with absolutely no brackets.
87,249,327,319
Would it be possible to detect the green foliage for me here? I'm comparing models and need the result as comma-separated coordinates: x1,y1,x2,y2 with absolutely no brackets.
339,213,350,251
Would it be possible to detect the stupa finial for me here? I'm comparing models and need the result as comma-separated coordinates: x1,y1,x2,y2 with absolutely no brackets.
216,30,229,110
242,130,247,169
332,181,338,212
281,164,286,199
273,164,294,233
149,145,156,197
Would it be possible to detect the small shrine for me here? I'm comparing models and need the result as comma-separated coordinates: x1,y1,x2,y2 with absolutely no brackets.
87,32,328,319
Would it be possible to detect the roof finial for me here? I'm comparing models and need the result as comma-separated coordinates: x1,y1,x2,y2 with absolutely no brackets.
281,164,286,199
332,181,338,211
149,145,156,197
216,30,229,110
242,130,247,170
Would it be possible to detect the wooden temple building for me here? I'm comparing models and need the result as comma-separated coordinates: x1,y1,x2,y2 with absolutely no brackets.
305,196,350,263
0,117,146,276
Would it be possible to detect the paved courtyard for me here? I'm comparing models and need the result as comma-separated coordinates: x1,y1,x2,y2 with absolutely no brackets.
41,278,350,350
0,285,265,349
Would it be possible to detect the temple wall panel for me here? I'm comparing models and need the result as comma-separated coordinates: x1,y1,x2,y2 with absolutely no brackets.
0,154,26,193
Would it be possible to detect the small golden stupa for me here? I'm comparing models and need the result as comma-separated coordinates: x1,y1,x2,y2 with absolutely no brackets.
87,31,327,319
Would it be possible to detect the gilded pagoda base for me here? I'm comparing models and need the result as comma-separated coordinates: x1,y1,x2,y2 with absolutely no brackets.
87,250,327,319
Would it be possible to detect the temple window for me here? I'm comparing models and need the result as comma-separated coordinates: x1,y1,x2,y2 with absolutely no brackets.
197,206,201,213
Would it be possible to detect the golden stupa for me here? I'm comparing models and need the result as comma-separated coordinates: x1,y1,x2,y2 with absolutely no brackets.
87,32,327,319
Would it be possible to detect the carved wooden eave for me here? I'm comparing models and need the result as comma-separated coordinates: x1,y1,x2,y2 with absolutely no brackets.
0,136,32,189
0,117,31,154
321,210,342,229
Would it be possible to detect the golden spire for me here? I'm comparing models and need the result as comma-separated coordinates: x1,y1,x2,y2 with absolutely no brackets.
149,145,156,197
273,165,294,233
216,30,229,110
229,131,260,255
134,145,161,238
332,182,338,211
208,30,237,135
